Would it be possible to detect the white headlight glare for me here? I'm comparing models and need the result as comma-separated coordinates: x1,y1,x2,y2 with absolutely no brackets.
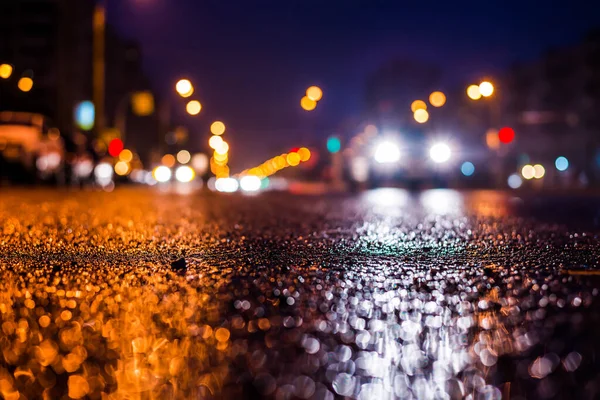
374,140,401,164
429,143,451,163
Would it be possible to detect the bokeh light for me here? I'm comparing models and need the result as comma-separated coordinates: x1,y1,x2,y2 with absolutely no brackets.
461,161,475,176
153,165,172,182
186,100,201,115
364,124,378,136
209,135,223,150
286,152,301,166
533,164,545,179
119,149,133,162
374,141,400,164
486,129,500,149
191,153,209,174
429,143,451,163
429,91,446,107
300,96,317,111
214,141,229,155
555,156,569,171
410,100,427,112
213,152,228,163
240,175,262,192
275,155,287,169
413,109,429,123
175,79,193,97
131,91,154,116
297,147,311,162
94,162,113,180
177,150,191,164
210,121,226,136
175,166,195,182
467,84,481,100
326,137,341,153
161,154,176,168
498,127,515,144
215,177,238,193
114,161,130,176
0,64,12,79
74,101,95,131
306,86,323,102
479,81,494,97
521,164,535,180
108,138,124,157
18,77,33,92
508,173,523,189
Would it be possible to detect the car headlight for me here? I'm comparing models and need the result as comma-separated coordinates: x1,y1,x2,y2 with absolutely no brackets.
374,140,401,164
429,143,451,163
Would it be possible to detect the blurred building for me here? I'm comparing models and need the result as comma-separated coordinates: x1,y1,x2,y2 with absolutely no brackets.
0,0,160,162
0,0,94,133
105,31,161,163
504,30,600,183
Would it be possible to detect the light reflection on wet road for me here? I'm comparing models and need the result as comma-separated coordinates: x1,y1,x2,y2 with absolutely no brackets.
0,188,599,399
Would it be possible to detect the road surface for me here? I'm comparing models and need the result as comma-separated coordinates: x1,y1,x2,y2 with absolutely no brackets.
1,188,600,399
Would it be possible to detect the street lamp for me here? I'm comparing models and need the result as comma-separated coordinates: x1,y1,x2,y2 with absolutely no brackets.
410,100,427,112
479,81,494,97
300,96,317,111
413,109,429,123
429,91,446,107
306,86,323,102
17,77,33,92
186,100,201,115
176,79,194,98
0,64,12,79
466,85,481,100
209,135,223,150
210,121,226,135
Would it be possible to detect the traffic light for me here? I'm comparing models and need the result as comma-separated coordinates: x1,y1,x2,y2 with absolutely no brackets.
498,127,515,144
108,138,124,157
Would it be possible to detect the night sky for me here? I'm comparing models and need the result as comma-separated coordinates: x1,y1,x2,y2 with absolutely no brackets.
110,0,600,170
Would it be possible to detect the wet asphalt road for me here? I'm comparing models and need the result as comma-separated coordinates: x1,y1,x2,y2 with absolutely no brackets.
1,188,600,400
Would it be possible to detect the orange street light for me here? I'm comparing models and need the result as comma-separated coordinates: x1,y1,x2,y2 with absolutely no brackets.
297,147,311,162
17,77,33,92
209,135,223,150
215,141,229,155
0,64,13,79
300,96,317,111
186,100,201,115
479,81,494,97
175,79,193,97
210,121,226,135
413,109,429,123
161,154,176,168
466,84,481,100
429,91,446,107
410,100,427,112
286,152,301,166
306,86,323,102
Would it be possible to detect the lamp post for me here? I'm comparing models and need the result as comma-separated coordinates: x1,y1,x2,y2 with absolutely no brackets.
92,2,106,138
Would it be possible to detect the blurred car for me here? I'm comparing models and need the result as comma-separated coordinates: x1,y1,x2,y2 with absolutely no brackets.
0,111,65,183
349,128,459,189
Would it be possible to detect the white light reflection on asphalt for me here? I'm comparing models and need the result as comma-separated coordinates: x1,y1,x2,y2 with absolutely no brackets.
344,189,509,399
